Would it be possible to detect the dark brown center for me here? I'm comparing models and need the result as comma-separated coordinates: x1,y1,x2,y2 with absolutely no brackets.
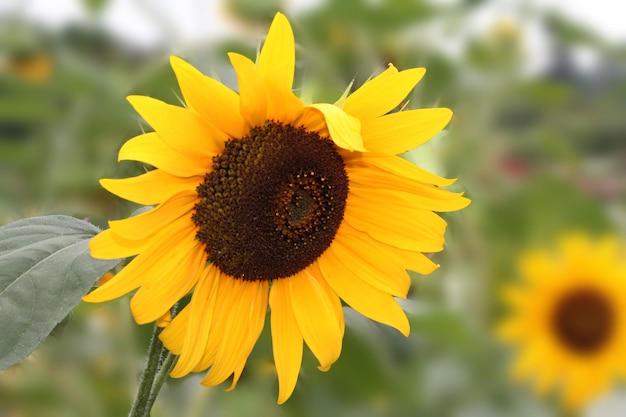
551,288,614,355
192,121,348,281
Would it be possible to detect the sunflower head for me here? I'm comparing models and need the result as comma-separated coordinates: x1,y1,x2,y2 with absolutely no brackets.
84,12,469,404
497,234,626,410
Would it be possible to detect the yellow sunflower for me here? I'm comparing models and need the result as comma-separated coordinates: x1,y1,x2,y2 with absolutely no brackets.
498,234,626,410
84,12,469,403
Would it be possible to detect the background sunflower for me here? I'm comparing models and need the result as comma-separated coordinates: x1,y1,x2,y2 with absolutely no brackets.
2,0,626,416
498,235,626,410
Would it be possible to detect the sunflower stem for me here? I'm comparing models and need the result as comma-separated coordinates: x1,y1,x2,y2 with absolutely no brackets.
127,324,168,417
146,351,177,411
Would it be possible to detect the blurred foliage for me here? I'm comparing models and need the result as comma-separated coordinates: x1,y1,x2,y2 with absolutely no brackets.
2,0,626,416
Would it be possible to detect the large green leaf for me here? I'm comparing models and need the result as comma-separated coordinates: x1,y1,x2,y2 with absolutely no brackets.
0,215,121,369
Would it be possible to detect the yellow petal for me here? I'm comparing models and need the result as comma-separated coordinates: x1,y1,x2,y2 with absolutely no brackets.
318,247,410,336
308,262,345,338
127,95,225,157
228,52,268,128
511,342,546,381
296,106,329,136
517,251,556,286
257,13,303,124
89,228,148,260
160,304,191,355
100,170,201,206
501,286,533,310
350,181,468,213
130,240,205,324
495,318,529,343
331,226,411,297
269,278,303,404
258,12,295,95
361,108,452,154
227,281,270,389
343,65,425,119
338,222,439,274
193,273,237,372
288,269,343,371
563,367,609,410
533,360,560,397
363,154,457,187
345,194,447,252
340,64,398,107
265,78,304,125
97,271,115,286
201,279,268,386
169,56,246,138
306,103,365,151
83,217,196,303
119,132,212,178
156,311,171,328
347,163,469,207
107,191,197,241
170,265,220,377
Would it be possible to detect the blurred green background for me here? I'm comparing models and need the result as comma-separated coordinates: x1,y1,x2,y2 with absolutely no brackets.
1,0,626,416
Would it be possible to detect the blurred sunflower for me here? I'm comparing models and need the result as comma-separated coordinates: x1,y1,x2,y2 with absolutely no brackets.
2,51,53,82
84,12,469,403
498,235,626,410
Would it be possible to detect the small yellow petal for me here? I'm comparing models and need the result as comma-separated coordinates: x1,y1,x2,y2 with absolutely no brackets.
363,154,457,187
288,269,343,370
350,182,469,213
270,279,303,404
563,368,609,410
100,170,201,206
97,271,115,286
338,222,439,274
346,162,471,214
228,52,268,128
318,247,410,336
361,108,453,154
118,132,212,178
169,56,246,138
83,218,196,303
170,265,219,377
265,78,304,125
107,191,196,241
308,262,345,338
127,95,225,157
340,63,398,107
192,273,238,372
89,228,147,260
130,240,205,324
296,106,329,136
345,194,447,252
331,227,411,297
258,12,295,95
201,279,268,386
160,304,191,355
256,13,303,124
156,311,172,328
495,319,528,343
343,65,426,119
306,103,365,152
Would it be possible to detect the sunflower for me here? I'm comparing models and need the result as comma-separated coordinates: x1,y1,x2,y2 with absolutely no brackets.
84,13,469,403
497,234,626,410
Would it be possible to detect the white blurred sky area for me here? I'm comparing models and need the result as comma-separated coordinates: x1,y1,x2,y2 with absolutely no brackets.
1,0,626,73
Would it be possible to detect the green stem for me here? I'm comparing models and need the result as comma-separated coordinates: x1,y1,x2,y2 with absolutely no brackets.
128,324,166,417
146,351,177,410
128,304,180,417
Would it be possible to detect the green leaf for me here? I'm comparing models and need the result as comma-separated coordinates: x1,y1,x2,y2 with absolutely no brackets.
0,215,121,370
